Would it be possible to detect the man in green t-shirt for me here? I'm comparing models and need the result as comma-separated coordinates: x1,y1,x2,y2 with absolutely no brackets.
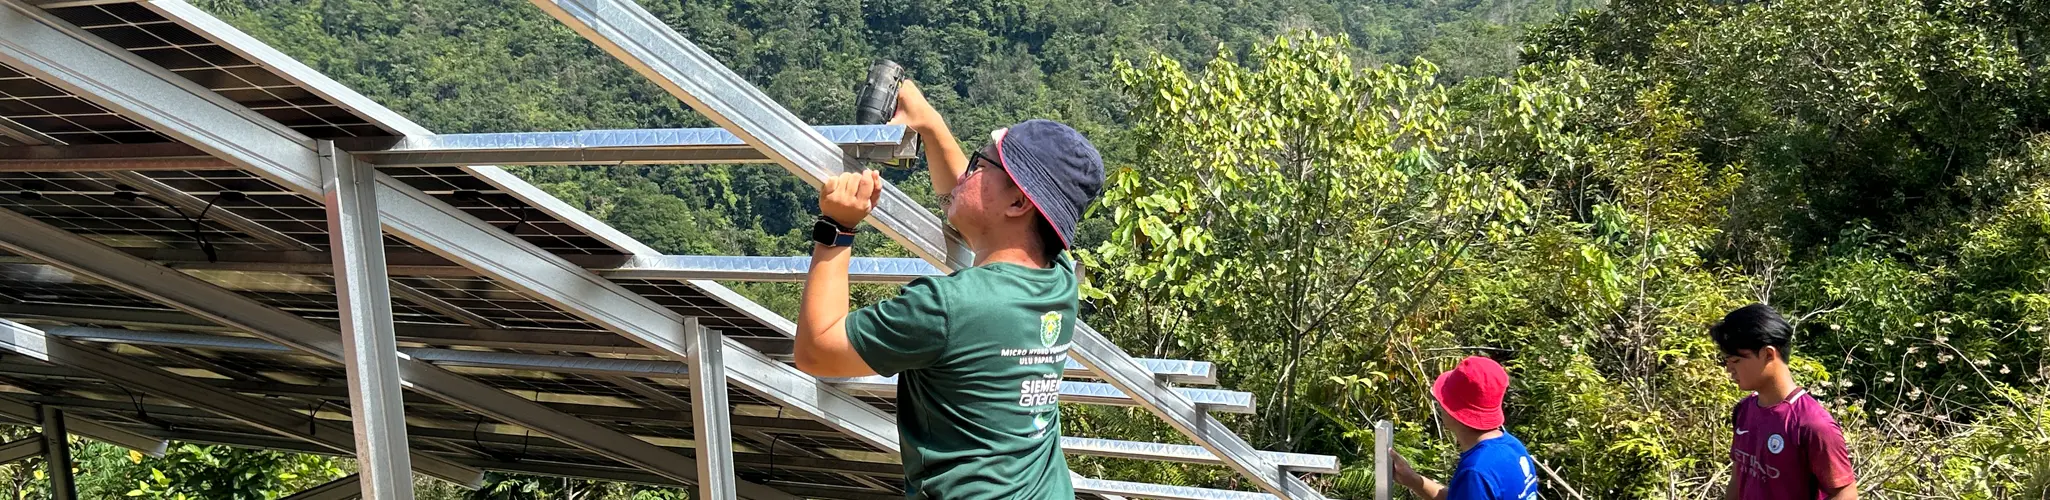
793,81,1105,500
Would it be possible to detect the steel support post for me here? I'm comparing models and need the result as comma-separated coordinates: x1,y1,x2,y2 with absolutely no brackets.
282,474,363,500
41,406,75,500
1374,420,1393,500
321,140,415,500
684,318,735,500
522,0,1329,496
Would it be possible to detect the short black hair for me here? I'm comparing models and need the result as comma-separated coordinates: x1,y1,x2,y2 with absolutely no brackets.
1034,216,1065,261
1709,303,1793,358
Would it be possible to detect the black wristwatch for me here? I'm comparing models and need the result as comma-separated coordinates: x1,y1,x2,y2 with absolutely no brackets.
812,216,858,247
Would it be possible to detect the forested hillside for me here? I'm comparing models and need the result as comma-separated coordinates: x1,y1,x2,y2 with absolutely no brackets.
185,0,1595,252
2,0,2044,499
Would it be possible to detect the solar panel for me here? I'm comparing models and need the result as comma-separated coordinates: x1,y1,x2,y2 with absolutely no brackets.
47,3,395,140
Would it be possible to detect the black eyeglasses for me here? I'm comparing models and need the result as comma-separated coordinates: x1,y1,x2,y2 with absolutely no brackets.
968,150,1002,174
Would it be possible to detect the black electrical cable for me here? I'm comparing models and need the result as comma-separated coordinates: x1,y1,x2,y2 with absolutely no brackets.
516,390,537,460
116,190,224,263
306,400,327,436
471,413,490,459
503,206,533,236
767,407,784,478
113,384,166,431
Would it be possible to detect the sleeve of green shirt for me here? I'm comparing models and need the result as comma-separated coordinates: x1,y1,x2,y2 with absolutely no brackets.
844,277,950,376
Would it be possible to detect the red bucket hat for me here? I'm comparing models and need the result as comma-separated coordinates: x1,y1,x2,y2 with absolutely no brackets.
1430,356,1509,430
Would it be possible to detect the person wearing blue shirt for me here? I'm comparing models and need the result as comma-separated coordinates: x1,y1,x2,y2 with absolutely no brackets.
1390,356,1541,500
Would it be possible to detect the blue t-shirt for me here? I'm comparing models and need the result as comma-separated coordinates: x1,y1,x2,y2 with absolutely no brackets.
1448,432,1541,500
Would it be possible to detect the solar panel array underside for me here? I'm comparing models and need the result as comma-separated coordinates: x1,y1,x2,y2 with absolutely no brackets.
2,3,623,256
0,350,906,495
0,3,918,496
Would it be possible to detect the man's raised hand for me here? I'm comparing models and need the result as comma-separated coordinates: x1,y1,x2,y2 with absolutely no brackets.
887,81,942,133
821,170,883,228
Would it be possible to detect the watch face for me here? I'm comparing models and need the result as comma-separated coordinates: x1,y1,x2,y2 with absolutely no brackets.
813,219,854,247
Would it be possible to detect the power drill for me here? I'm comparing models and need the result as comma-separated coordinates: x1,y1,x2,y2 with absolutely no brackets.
854,59,916,167
854,59,905,125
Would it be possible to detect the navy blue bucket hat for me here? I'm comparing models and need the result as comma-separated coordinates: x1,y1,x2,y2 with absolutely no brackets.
994,119,1104,248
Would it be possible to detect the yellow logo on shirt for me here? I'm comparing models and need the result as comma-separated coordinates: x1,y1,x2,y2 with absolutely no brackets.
1040,311,1062,347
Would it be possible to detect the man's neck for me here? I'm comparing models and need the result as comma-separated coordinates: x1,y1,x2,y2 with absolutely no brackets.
968,232,1051,269
1453,427,1504,453
1754,373,1801,406
972,247,1049,268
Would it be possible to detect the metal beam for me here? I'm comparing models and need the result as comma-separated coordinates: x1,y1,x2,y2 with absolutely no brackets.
0,249,939,283
28,311,1209,384
321,140,415,500
1058,438,1338,475
523,1,1333,495
42,326,1245,411
603,255,938,283
0,319,485,486
0,125,917,171
42,406,76,500
0,303,659,354
24,0,135,8
33,327,1327,469
282,474,361,500
826,375,1254,414
528,0,967,269
685,318,736,500
0,438,42,466
334,126,917,166
0,394,168,457
0,143,233,172
51,410,171,459
1074,478,1275,500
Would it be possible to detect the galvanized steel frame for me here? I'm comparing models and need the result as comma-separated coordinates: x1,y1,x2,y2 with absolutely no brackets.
320,140,416,499
684,317,737,500
41,406,75,500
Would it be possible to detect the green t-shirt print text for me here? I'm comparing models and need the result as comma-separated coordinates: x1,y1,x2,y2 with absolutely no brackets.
845,254,1079,500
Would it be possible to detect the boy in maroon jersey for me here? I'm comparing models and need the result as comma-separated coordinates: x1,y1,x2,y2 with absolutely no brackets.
1711,304,1858,500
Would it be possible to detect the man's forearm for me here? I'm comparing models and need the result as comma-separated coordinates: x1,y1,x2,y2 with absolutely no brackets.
794,244,854,370
914,120,968,194
1399,477,1445,500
